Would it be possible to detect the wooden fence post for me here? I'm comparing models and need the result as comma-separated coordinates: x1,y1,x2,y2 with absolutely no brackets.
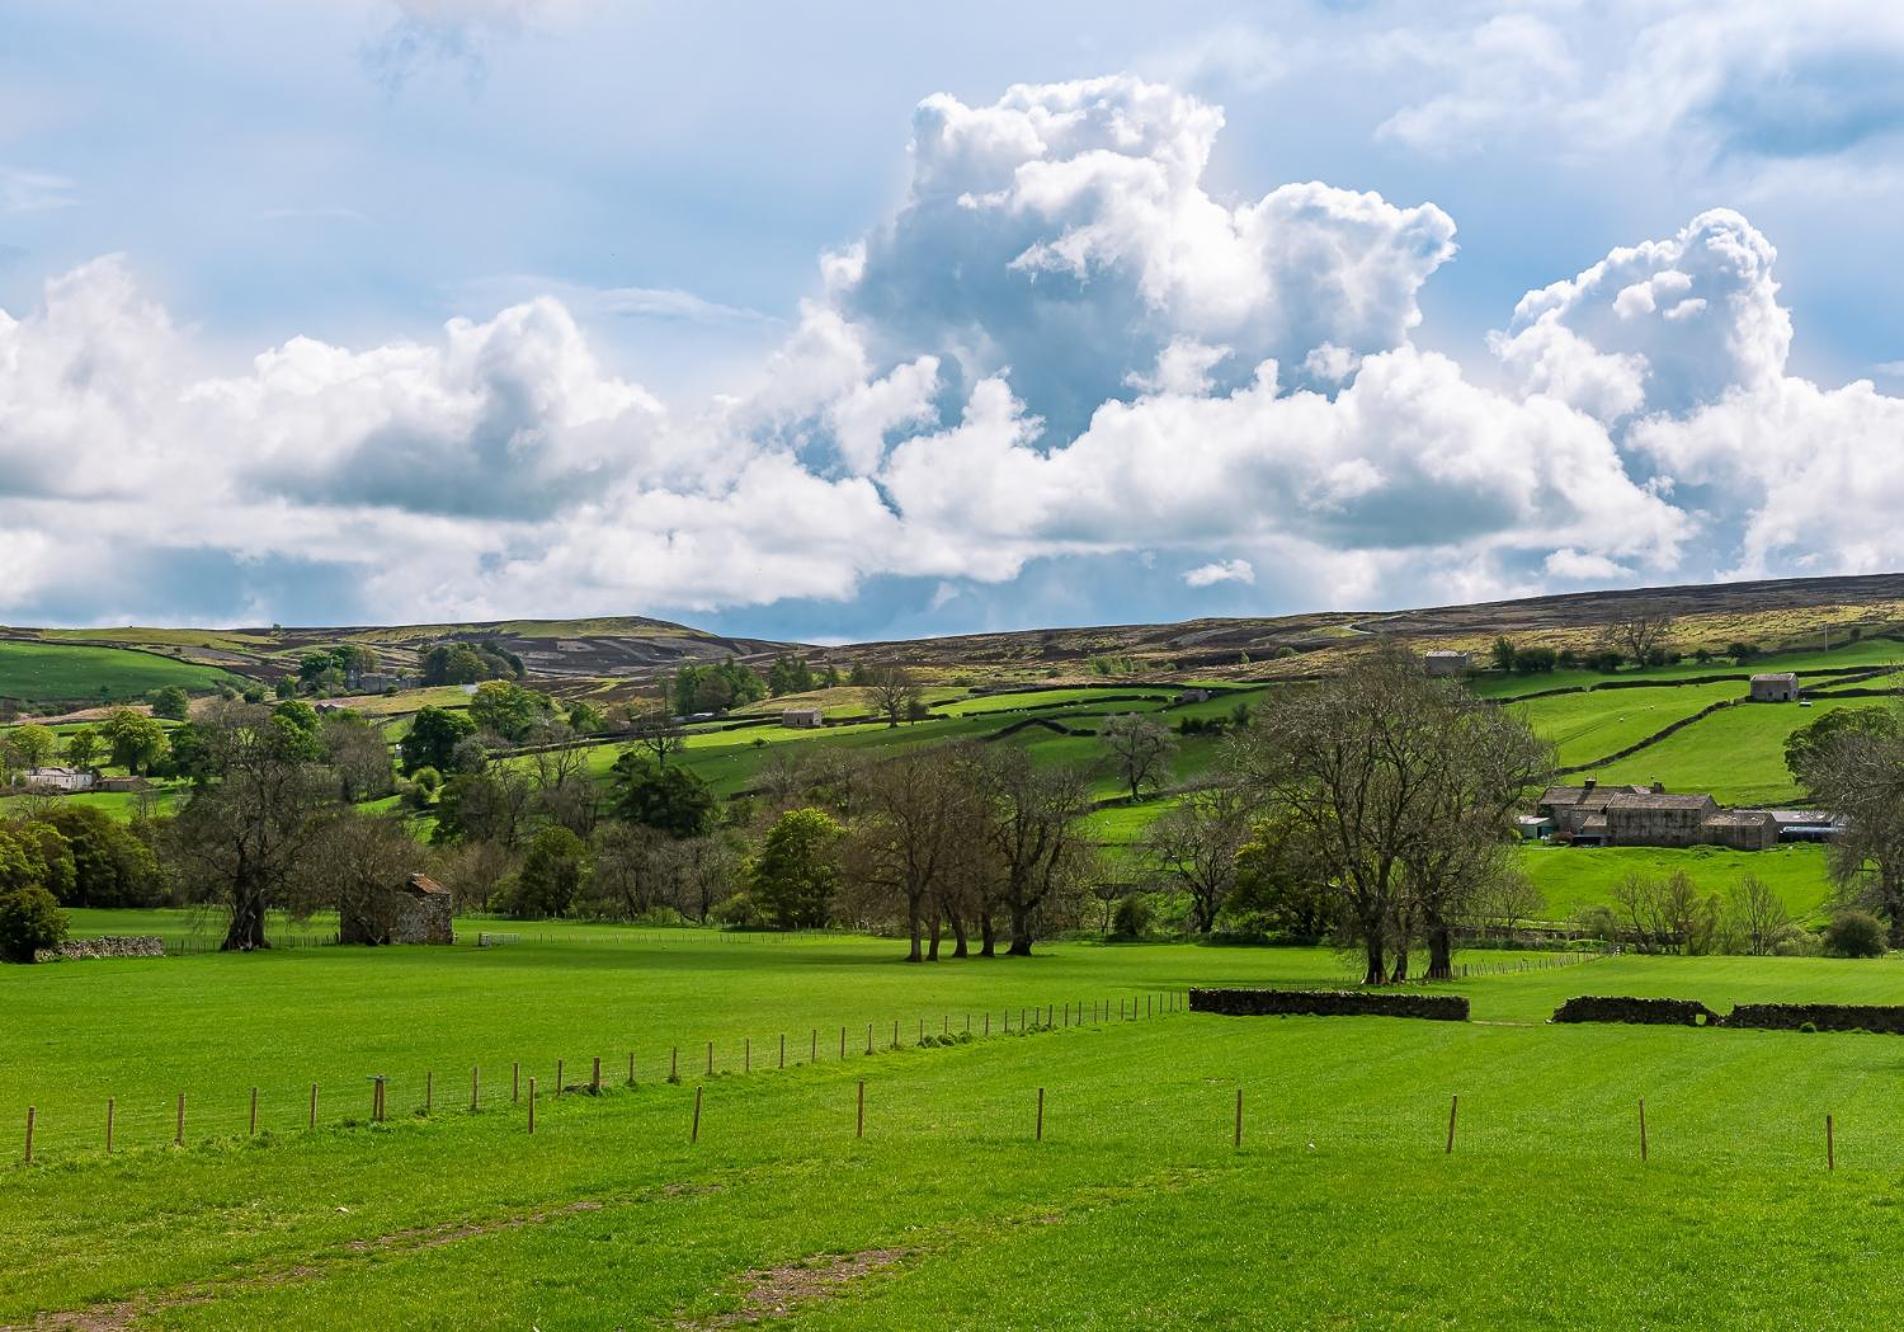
628,1053,636,1087
528,1077,536,1135
591,1057,602,1095
250,1087,259,1135
22,1106,33,1165
856,1080,865,1138
1234,1088,1244,1149
107,1097,115,1154
1036,1088,1045,1142
1445,1094,1458,1154
472,1066,481,1111
866,1023,874,1055
309,1083,318,1130
557,1058,565,1095
744,1039,751,1074
811,1029,818,1062
891,1019,898,1049
175,1092,186,1147
671,1047,680,1082
513,1062,520,1103
780,1034,786,1070
706,1042,714,1077
425,1072,433,1115
984,1012,990,1037
691,1086,703,1144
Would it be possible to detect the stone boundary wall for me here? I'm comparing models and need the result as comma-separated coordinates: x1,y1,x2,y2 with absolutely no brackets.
33,935,166,963
1552,995,1719,1026
1190,988,1469,1021
1550,995,1904,1033
1725,1003,1904,1034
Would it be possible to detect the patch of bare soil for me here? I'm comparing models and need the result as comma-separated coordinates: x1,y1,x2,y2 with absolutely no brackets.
686,1249,909,1328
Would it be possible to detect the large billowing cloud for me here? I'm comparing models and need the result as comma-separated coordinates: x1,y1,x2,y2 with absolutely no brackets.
1,74,1901,628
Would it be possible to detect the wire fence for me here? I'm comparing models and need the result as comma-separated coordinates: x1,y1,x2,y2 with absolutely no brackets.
10,990,1189,1165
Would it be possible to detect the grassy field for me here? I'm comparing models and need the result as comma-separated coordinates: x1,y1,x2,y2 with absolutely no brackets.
4,937,1904,1327
0,640,239,703
1466,637,1904,700
1579,697,1881,805
1516,843,1837,920
1508,681,1746,767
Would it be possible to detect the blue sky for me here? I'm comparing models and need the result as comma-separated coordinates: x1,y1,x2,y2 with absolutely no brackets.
4,1,1904,639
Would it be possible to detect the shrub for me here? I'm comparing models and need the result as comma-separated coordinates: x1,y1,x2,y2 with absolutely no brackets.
1111,895,1154,940
1823,911,1886,958
0,884,68,962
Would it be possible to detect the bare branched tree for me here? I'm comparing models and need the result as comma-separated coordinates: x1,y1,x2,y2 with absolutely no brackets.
864,666,924,729
1099,713,1178,802
1233,647,1548,984
1143,780,1254,934
976,748,1094,955
1601,604,1677,664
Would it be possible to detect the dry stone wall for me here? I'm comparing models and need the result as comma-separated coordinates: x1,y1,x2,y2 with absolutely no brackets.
33,936,165,963
1190,988,1469,1021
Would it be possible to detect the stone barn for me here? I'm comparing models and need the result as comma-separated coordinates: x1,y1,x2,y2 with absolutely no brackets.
340,872,454,946
1750,672,1798,702
1423,650,1471,677
780,706,824,729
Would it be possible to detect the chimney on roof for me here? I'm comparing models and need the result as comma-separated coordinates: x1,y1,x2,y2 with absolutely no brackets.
1651,780,1665,794
1582,778,1596,793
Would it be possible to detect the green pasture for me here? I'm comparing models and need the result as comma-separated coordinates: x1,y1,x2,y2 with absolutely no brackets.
1509,681,1746,767
5,939,1904,1326
0,641,239,704
1467,637,1904,700
1516,843,1837,921
1579,697,1881,805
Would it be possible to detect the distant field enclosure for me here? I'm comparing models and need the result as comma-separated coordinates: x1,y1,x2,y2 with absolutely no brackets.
0,640,239,703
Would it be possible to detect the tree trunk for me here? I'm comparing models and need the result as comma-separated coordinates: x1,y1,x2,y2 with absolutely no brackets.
1425,922,1455,981
926,909,941,962
949,910,969,958
222,887,270,952
905,899,923,962
979,909,997,958
1884,867,1904,949
1007,903,1034,956
1361,934,1386,986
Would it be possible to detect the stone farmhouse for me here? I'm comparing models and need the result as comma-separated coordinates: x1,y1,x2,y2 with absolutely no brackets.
1534,780,1780,851
18,766,94,793
1749,672,1799,702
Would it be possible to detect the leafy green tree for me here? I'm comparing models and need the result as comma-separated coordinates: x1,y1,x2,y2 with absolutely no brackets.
1490,637,1517,671
468,680,548,742
400,706,477,775
269,700,326,761
148,686,192,721
510,826,588,918
609,752,716,838
767,655,816,696
4,723,57,772
1824,910,1886,958
98,708,170,775
566,699,606,735
32,805,163,908
0,883,66,962
63,726,99,771
1785,707,1897,790
273,676,297,700
750,808,842,928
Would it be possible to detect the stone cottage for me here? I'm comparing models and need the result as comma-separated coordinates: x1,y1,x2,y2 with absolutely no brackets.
1749,672,1799,702
340,872,454,946
1535,781,1779,850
